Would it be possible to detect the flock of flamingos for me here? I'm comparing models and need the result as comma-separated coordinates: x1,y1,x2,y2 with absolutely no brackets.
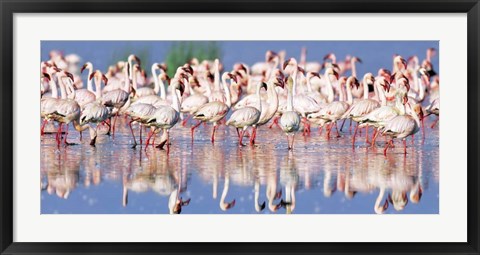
40,48,439,156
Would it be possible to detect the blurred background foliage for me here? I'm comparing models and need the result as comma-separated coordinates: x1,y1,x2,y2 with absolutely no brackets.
165,41,222,77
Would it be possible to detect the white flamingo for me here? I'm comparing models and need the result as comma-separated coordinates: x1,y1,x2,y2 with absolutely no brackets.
191,72,234,143
226,82,266,146
145,79,184,151
79,70,111,146
279,77,301,150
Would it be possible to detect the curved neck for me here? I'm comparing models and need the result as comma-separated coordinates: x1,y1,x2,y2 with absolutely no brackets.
418,75,425,101
325,75,335,103
94,76,102,99
123,67,130,92
256,83,262,112
375,81,387,106
266,57,279,81
49,76,58,98
131,68,138,91
158,74,167,100
346,81,354,105
374,187,387,213
214,61,220,91
351,60,357,77
267,80,279,111
58,76,67,99
86,66,93,92
222,75,232,107
339,80,346,102
363,78,370,100
287,85,294,111
171,83,180,113
292,68,298,97
151,66,160,95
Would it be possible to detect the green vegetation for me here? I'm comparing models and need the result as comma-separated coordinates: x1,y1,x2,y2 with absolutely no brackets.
165,41,222,77
109,43,151,70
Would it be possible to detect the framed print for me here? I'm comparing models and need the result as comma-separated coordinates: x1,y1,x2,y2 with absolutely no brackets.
1,0,479,254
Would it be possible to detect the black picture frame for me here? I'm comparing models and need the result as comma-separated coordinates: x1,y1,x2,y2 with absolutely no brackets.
1,0,479,254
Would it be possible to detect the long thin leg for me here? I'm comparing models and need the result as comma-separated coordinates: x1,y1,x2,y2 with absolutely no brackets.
56,123,63,147
181,115,191,127
250,126,257,145
139,124,143,145
128,120,137,148
144,130,155,151
112,112,119,139
371,128,380,147
352,122,359,147
431,116,439,128
63,123,70,145
239,129,245,147
191,121,202,138
403,139,407,155
334,122,341,138
211,125,217,143
383,138,393,156
41,119,48,136
339,118,347,132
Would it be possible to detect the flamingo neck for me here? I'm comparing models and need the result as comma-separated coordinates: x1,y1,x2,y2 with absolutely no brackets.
171,83,180,113
214,61,220,91
123,67,130,92
351,60,357,78
151,66,160,95
363,78,370,100
222,75,232,108
287,84,294,112
49,75,58,98
219,176,230,211
57,76,67,99
375,81,387,106
345,80,353,105
325,74,335,103
300,48,306,67
94,76,102,100
131,68,138,91
86,66,94,92
374,187,387,213
256,83,262,112
267,80,279,113
292,68,298,97
418,75,426,101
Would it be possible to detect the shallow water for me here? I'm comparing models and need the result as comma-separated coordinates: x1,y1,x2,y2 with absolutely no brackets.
40,116,439,214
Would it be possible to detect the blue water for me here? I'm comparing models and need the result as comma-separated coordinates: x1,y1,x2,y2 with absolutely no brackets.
41,41,439,214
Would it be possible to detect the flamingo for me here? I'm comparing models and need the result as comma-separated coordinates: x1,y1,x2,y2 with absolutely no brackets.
342,73,384,145
191,72,235,143
308,73,354,138
130,72,170,108
226,82,266,146
101,62,132,137
145,79,184,151
425,98,440,128
73,62,97,109
382,100,423,155
46,71,89,146
132,63,166,99
79,70,111,146
279,77,301,150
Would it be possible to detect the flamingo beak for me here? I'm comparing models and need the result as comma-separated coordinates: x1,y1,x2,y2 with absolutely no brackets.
261,82,268,91
102,74,108,85
323,53,332,61
297,66,305,75
89,72,95,81
178,81,185,96
65,72,74,82
356,57,363,63
226,200,236,210
180,197,191,206
80,63,88,73
259,201,266,211
42,73,50,81
282,59,291,70
403,95,409,105
134,55,141,67
276,78,285,88
274,190,282,200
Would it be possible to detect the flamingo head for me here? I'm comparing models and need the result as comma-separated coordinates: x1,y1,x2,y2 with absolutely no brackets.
389,192,408,211
266,50,277,62
63,71,75,82
394,55,408,70
80,62,92,73
378,77,391,93
325,67,339,80
182,64,194,75
42,73,50,81
159,73,170,84
227,72,238,83
297,65,305,75
307,71,321,80
233,63,248,74
175,79,185,96
157,63,168,73
128,54,141,67
323,52,335,62
363,73,375,86
351,56,362,64
89,70,108,85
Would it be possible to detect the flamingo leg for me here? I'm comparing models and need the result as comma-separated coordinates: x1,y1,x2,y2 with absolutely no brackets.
268,116,279,129
181,115,191,127
144,130,155,151
431,116,439,128
211,125,217,143
166,130,170,154
41,119,48,136
421,115,425,139
139,124,143,145
128,120,137,148
365,126,370,144
56,123,63,147
371,129,380,147
352,123,359,147
326,123,332,139
250,127,257,145
191,121,202,138
334,122,341,138
339,118,347,132
90,125,98,146
403,139,407,154
63,123,70,146
239,129,245,147
112,112,119,139
236,128,240,138
383,138,393,156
